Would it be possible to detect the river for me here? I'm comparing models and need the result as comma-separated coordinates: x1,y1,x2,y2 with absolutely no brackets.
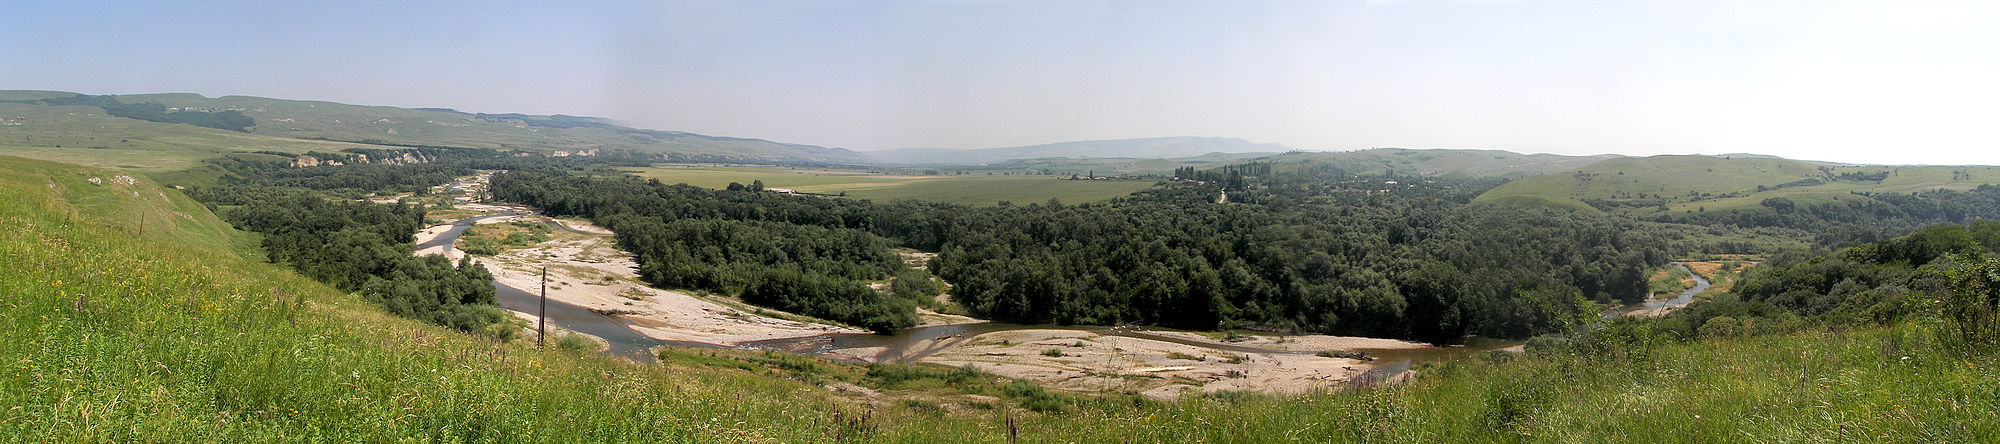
1606,262,1712,318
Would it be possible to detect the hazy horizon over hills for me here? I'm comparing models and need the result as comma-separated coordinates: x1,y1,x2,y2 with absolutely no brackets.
5,90,1990,169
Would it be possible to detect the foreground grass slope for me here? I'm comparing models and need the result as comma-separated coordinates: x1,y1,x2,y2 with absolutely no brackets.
0,158,894,441
4,157,1993,442
1476,155,2000,216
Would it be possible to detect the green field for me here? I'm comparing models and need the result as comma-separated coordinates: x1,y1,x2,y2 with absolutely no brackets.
1475,155,2000,215
628,165,1159,205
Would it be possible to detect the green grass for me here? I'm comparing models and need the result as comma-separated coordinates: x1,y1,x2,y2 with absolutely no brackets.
628,165,1157,205
1475,155,2000,216
0,155,262,259
5,156,1996,442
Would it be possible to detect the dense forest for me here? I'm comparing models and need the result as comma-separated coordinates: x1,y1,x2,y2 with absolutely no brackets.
492,168,1676,341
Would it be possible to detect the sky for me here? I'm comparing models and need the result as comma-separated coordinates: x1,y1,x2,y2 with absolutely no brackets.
4,0,1998,164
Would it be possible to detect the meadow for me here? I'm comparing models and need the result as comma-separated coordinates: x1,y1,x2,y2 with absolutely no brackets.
627,164,1158,205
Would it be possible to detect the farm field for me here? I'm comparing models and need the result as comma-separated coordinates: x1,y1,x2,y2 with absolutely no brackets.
627,165,1159,205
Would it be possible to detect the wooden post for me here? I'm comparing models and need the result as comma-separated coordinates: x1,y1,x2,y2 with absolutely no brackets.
538,266,547,347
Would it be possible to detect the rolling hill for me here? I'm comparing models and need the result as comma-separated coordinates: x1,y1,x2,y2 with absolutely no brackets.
862,136,1282,164
1247,148,1620,179
0,99,390,174
0,90,871,164
1473,155,2000,215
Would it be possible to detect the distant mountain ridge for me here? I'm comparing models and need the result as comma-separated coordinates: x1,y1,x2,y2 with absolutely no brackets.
0,90,870,163
1243,148,1622,179
864,136,1283,164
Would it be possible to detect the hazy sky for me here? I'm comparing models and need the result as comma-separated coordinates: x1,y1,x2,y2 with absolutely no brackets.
6,1,1998,164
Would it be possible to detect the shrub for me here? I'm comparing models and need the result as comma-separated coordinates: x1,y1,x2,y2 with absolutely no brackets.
1697,316,1741,340
1923,253,2000,348
1041,348,1064,357
555,333,595,352
460,238,502,256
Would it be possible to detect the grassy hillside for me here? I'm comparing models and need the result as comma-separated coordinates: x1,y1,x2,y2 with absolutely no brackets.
1252,148,1618,179
4,157,1996,441
0,90,867,163
0,161,887,441
627,165,1157,205
0,155,261,258
1474,155,2000,216
0,101,382,174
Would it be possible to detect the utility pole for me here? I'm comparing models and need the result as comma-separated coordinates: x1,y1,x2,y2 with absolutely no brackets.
538,266,547,347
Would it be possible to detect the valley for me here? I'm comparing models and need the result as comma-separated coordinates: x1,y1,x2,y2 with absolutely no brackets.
417,171,1496,397
6,92,2000,442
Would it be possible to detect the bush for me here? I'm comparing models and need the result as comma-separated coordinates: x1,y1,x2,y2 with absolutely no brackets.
460,238,502,256
1924,253,2000,348
1041,348,1064,357
1697,316,1741,340
556,333,595,352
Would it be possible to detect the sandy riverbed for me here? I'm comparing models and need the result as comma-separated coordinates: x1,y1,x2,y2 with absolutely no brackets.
410,173,862,347
473,217,865,346
918,329,1377,399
